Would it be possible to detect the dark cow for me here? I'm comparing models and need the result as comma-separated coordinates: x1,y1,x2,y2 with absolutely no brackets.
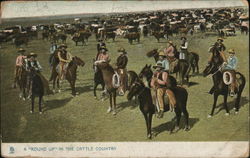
14,34,29,48
152,31,166,42
72,33,85,46
105,32,116,41
124,32,140,44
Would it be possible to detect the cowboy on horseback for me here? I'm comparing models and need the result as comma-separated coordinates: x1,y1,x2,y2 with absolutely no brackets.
164,41,178,73
157,51,169,72
208,38,227,64
25,53,51,97
13,48,27,88
151,63,176,118
179,37,188,60
49,41,58,67
57,44,72,81
222,49,238,96
97,46,110,63
116,47,128,96
96,39,106,57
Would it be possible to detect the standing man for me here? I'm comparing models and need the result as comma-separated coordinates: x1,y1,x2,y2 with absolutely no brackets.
179,36,188,60
57,44,72,81
116,47,128,96
13,48,27,88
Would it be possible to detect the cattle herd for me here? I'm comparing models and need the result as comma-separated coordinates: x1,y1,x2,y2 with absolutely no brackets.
0,7,248,48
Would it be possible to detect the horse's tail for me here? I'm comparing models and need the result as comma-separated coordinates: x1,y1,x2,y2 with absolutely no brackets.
235,71,246,91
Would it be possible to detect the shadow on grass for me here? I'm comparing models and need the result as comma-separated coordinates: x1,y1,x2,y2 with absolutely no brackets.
152,117,200,137
214,96,249,115
64,84,93,94
43,97,72,112
188,81,199,87
116,99,138,113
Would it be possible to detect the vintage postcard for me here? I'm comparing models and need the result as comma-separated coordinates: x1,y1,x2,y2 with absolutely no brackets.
0,0,249,157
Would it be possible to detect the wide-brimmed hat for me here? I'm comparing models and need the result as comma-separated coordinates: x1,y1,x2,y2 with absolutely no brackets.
228,49,235,54
181,36,187,40
27,52,37,58
153,62,164,69
58,44,68,49
168,41,173,45
18,48,25,52
98,39,103,42
217,37,223,42
118,47,126,53
100,46,108,51
158,51,166,57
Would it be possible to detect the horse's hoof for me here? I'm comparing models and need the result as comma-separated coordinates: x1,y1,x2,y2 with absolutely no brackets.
107,108,112,113
225,113,230,116
184,126,190,131
112,111,117,115
101,98,104,102
207,115,212,118
147,134,152,139
39,112,42,114
58,89,61,93
22,97,26,101
53,90,56,94
235,111,239,115
30,111,33,114
233,107,236,110
94,96,97,99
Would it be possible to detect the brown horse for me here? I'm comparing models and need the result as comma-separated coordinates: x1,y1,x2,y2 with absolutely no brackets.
15,65,28,100
95,61,118,115
50,56,85,96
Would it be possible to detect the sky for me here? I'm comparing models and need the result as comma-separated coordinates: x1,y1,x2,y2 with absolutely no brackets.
1,1,247,19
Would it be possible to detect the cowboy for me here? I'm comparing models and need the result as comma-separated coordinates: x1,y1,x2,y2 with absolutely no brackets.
57,44,72,81
222,49,238,96
26,53,51,97
96,39,106,60
13,48,27,88
208,38,227,63
164,41,177,73
157,51,169,72
179,36,188,60
49,41,58,67
97,46,110,63
150,63,176,118
116,47,128,96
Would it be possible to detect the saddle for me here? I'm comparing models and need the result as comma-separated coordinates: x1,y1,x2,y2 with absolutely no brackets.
151,90,170,112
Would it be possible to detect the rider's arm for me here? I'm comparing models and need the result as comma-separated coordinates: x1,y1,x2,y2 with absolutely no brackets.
157,72,168,85
36,61,42,71
67,52,73,62
58,51,67,62
181,42,188,49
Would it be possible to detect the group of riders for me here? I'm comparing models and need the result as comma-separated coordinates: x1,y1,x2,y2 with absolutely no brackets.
13,35,238,118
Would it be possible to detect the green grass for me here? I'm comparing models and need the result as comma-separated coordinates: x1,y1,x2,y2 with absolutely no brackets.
0,28,249,142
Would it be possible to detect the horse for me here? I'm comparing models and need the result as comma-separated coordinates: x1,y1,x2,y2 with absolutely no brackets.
127,79,190,139
94,61,118,115
50,56,85,96
203,46,246,116
15,65,28,100
93,59,105,99
29,68,44,114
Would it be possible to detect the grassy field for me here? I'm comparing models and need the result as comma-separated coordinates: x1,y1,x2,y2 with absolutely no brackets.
0,25,249,142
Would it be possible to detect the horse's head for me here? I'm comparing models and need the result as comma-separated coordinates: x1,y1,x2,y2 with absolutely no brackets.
139,64,153,79
146,49,158,58
72,56,85,67
203,63,218,77
127,80,145,101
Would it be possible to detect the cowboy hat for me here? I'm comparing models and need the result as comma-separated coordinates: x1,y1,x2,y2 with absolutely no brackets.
168,41,173,44
158,51,166,56
18,48,25,52
118,47,126,53
217,37,223,42
27,52,37,58
59,44,68,49
181,36,187,40
153,62,164,69
228,49,235,54
100,46,108,51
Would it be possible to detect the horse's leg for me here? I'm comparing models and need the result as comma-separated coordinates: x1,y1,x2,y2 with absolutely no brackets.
52,78,56,93
107,92,112,113
209,93,219,117
142,112,149,139
182,104,190,131
234,91,242,114
31,95,34,113
57,77,61,93
172,108,181,133
112,91,117,115
148,113,153,139
70,80,76,96
223,94,229,115
93,82,98,99
39,96,42,114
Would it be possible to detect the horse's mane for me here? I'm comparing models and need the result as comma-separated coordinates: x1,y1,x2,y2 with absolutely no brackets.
146,49,158,57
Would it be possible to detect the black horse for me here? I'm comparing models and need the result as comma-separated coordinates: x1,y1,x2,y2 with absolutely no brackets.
93,62,105,99
203,46,246,116
127,79,190,139
29,69,44,114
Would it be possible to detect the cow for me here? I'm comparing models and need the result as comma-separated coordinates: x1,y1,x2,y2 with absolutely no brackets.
105,32,116,41
124,32,140,44
152,31,167,42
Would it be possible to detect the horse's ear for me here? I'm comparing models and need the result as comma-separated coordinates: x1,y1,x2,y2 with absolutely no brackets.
149,64,151,68
145,64,148,67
